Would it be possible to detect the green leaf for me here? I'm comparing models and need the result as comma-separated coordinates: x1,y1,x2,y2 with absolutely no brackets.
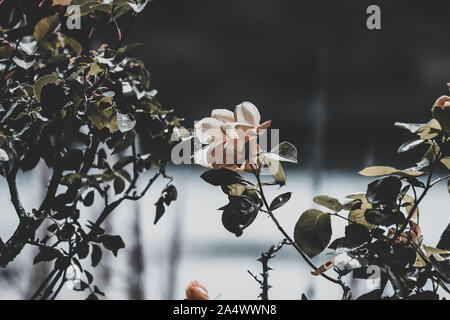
432,107,450,135
87,99,113,130
397,139,424,153
200,169,243,186
221,183,247,197
33,247,62,264
83,190,95,207
347,196,376,230
66,2,112,19
423,245,450,257
154,198,165,225
364,208,405,227
112,4,132,20
269,192,292,211
437,223,450,251
112,156,133,171
34,15,60,42
116,112,136,132
359,166,424,177
100,235,125,257
264,158,286,186
113,176,125,194
366,176,402,206
112,131,135,154
441,158,450,170
61,34,82,55
91,244,102,267
33,74,58,102
313,195,343,212
357,289,382,300
294,209,332,258
264,141,297,163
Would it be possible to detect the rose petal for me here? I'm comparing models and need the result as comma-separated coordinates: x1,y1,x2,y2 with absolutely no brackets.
186,281,209,300
234,101,261,126
220,124,240,140
193,144,214,168
211,109,235,123
194,117,225,144
0,149,9,161
434,95,450,110
257,120,271,134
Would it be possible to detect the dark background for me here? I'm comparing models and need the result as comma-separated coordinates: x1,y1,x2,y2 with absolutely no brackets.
120,0,450,170
3,0,450,169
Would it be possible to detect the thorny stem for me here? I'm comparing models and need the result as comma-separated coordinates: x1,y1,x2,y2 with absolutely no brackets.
248,239,288,300
250,165,351,299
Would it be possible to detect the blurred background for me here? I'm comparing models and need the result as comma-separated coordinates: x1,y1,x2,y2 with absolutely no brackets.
1,0,450,299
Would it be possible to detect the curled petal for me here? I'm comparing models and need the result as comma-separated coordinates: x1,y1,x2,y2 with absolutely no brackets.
186,281,209,300
194,117,225,144
0,149,9,161
434,95,450,110
234,101,261,126
257,120,271,134
220,124,240,140
235,125,258,142
194,144,215,168
211,109,235,123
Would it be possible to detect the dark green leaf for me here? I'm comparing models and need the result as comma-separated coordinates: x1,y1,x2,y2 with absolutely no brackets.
100,235,125,257
294,209,332,258
33,74,58,102
112,131,135,154
313,195,343,212
85,270,94,284
33,247,62,264
437,223,450,251
154,198,165,225
113,176,125,194
366,176,402,206
77,243,90,260
83,190,95,207
269,192,292,211
91,244,102,267
200,169,243,186
364,208,405,227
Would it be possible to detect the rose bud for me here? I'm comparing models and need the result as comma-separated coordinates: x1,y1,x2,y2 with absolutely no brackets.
185,281,209,300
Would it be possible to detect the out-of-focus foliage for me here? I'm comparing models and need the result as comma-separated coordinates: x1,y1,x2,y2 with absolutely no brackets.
296,87,450,300
0,0,181,300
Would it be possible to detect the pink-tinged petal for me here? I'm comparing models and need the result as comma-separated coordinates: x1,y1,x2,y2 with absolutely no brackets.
223,164,244,173
434,95,450,110
194,117,225,144
193,145,213,168
257,120,271,134
234,101,261,126
211,109,234,123
208,141,239,167
234,125,257,142
220,124,239,140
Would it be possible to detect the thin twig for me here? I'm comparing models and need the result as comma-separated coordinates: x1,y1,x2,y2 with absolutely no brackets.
250,165,351,298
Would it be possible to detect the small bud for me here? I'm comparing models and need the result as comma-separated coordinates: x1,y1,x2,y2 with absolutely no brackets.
185,281,209,300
